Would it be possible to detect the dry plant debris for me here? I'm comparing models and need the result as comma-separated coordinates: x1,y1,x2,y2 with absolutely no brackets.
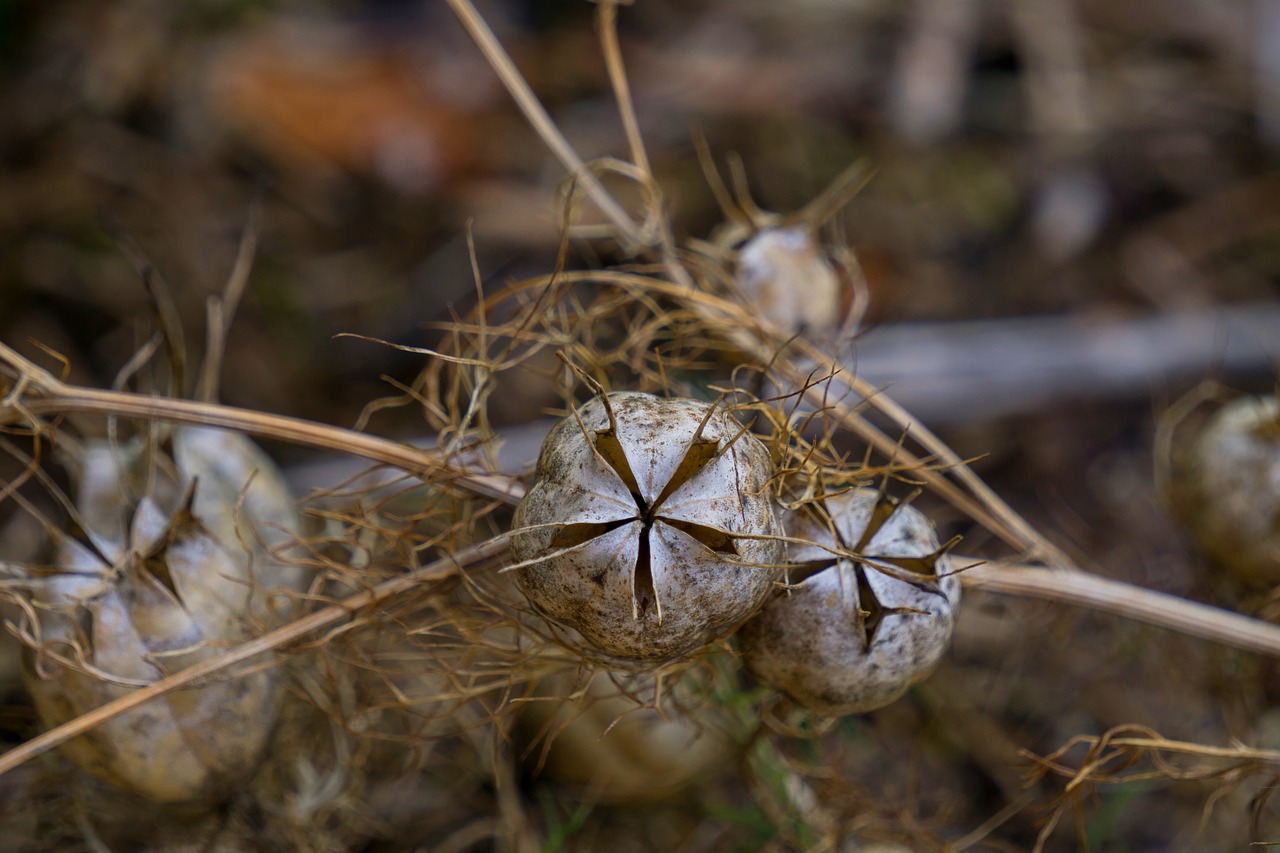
1,0,1280,850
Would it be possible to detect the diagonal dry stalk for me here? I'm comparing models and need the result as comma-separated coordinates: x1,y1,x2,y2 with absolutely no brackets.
0,340,523,506
444,0,645,250
957,560,1280,657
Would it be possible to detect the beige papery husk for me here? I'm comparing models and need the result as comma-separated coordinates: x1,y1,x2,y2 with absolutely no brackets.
11,427,306,806
0,425,291,847
740,487,961,716
510,391,782,666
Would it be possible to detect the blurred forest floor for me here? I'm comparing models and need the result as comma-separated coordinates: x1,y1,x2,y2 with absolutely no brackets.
3,0,1280,850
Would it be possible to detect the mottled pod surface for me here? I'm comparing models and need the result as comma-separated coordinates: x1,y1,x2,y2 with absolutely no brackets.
511,392,781,665
18,432,294,804
1171,394,1280,585
740,488,959,715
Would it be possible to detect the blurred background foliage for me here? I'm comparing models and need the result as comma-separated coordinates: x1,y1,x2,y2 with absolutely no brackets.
5,0,1275,426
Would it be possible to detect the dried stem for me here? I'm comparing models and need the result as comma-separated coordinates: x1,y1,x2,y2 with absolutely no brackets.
596,0,651,181
444,0,644,248
960,559,1280,658
0,341,523,505
199,193,263,403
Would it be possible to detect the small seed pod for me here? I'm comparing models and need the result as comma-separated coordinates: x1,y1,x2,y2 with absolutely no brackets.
736,226,856,339
19,438,282,804
511,392,781,665
1168,393,1280,585
739,488,959,715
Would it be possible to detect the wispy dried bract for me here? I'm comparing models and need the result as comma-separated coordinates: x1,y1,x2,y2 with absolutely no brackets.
1023,725,1280,852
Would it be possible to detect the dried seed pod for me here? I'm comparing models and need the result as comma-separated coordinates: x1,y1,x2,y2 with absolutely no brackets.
736,226,854,338
18,438,282,804
511,392,781,665
172,426,310,609
1168,394,1280,585
739,488,959,715
65,427,307,610
25,511,278,803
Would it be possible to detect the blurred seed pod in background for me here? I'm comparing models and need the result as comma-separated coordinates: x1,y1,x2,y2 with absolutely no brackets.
1165,391,1280,587
739,488,960,716
12,428,306,805
515,664,743,804
734,226,860,341
692,159,873,345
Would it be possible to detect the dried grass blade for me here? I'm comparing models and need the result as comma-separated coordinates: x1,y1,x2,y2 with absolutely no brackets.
444,0,643,248
960,559,1280,658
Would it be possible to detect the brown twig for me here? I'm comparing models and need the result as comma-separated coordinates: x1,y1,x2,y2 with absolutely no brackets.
960,559,1280,658
0,341,525,506
596,0,651,182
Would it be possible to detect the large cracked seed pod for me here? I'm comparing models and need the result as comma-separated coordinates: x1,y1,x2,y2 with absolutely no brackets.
18,433,296,804
511,392,781,665
739,488,959,715
1168,394,1280,585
